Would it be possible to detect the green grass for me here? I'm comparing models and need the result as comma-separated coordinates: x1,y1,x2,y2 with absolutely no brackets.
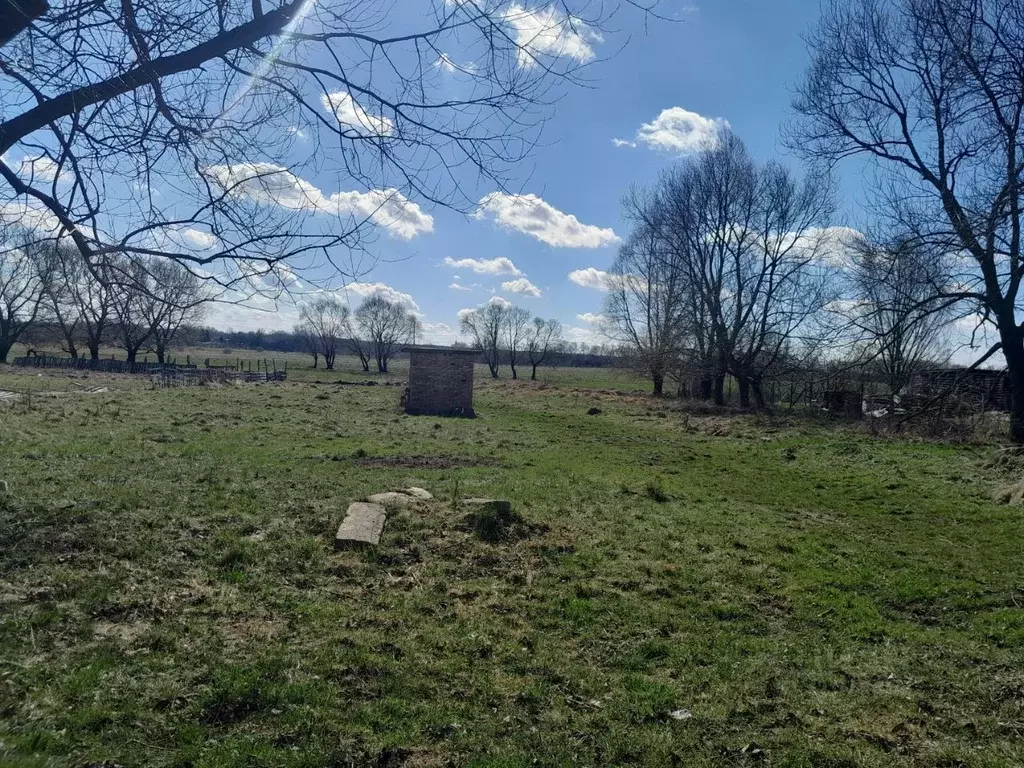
0,364,1022,766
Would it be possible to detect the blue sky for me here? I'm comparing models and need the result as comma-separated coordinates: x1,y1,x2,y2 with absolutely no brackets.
196,0,998,364
204,0,863,345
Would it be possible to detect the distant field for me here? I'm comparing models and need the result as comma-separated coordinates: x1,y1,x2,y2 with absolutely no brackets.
0,364,1022,766
7,342,648,391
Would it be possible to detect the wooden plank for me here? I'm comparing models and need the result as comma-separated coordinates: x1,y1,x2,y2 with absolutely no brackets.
335,502,387,549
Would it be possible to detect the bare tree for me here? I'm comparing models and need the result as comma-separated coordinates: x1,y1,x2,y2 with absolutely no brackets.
68,255,118,361
347,333,373,373
294,321,318,368
622,132,837,406
354,295,413,373
526,318,563,380
109,258,156,362
604,220,689,396
460,299,507,378
0,0,653,300
407,315,422,347
299,296,348,370
143,260,209,363
503,305,532,379
0,229,50,362
37,239,83,357
790,0,1024,439
850,237,952,402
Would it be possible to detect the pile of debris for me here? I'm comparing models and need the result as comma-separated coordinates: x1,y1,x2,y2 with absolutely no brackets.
333,489,514,548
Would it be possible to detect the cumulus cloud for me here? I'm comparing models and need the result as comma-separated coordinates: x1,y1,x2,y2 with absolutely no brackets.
568,267,613,291
150,225,220,253
449,282,472,291
17,155,61,182
204,163,433,240
343,281,420,312
0,198,62,232
459,294,514,323
611,138,637,148
419,321,459,345
443,256,522,276
501,4,602,68
564,324,605,346
576,312,609,325
790,226,864,268
433,52,477,74
502,277,542,297
633,107,730,154
321,91,393,136
475,192,619,248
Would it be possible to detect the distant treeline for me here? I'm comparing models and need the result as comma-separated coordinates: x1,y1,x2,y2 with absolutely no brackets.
197,327,619,368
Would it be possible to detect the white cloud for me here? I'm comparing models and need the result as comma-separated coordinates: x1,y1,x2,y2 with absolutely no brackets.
564,325,605,346
501,4,602,68
181,228,218,250
419,321,459,345
443,256,522,276
204,163,433,240
343,281,420,312
286,126,308,140
475,192,620,248
433,53,477,74
449,282,472,291
321,91,393,137
502,277,542,297
568,267,612,291
576,312,609,325
790,226,864,268
457,295,514,324
635,107,730,154
611,138,637,148
0,198,62,232
17,156,61,182
149,225,220,253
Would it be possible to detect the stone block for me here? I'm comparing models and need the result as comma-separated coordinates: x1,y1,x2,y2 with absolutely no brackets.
335,502,387,549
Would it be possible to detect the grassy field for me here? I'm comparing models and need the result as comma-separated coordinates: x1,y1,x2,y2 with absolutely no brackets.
1,362,1022,767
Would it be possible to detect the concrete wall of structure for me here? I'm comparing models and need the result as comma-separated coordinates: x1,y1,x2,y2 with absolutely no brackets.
405,350,476,417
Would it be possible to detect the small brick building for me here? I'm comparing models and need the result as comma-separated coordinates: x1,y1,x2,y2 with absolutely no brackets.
403,346,479,417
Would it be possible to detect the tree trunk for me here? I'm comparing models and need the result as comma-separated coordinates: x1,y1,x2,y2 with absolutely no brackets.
312,352,318,368
652,372,664,396
738,376,751,408
126,348,138,362
700,378,712,400
156,345,166,364
66,340,78,358
0,338,11,363
88,342,101,360
713,375,725,406
531,364,538,380
1002,330,1024,442
751,379,766,409
510,363,518,379
325,352,335,370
